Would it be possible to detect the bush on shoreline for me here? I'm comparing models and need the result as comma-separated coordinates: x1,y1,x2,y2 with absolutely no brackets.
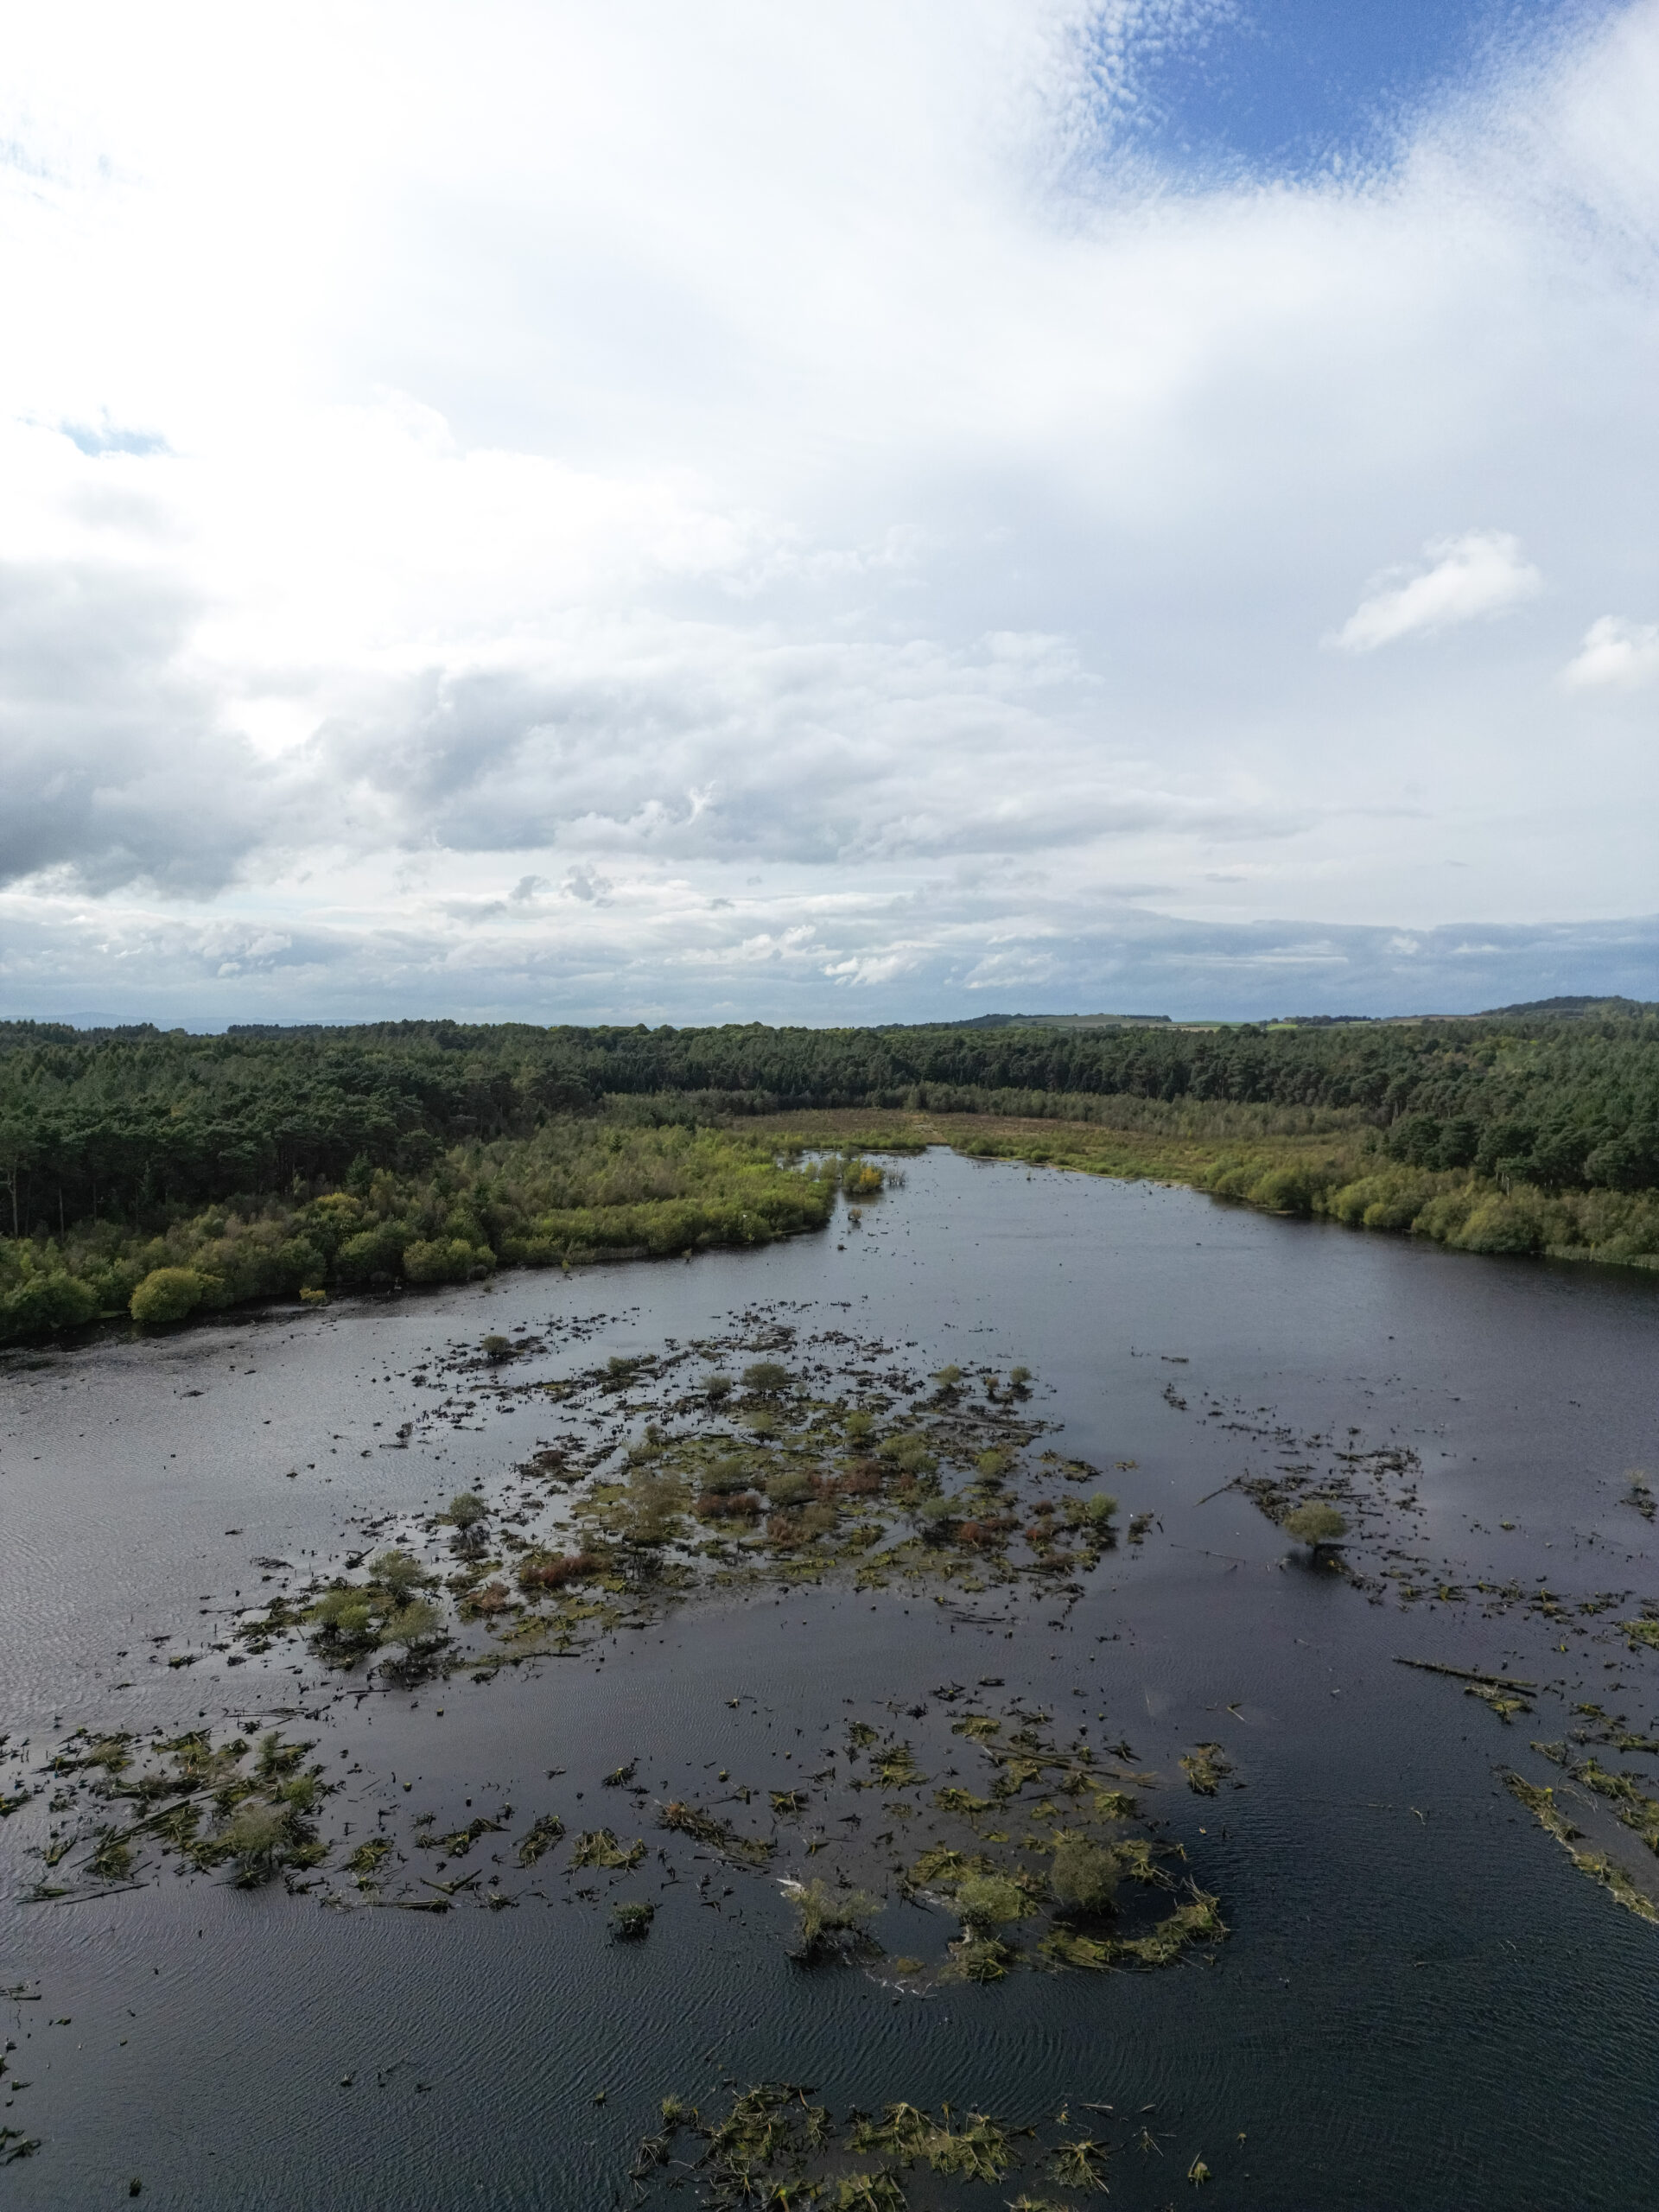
1195,1149,1659,1265
931,1116,1659,1268
0,1121,837,1347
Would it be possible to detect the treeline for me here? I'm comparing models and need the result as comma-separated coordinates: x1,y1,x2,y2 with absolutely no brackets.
0,1122,837,1344
7,1008,1659,1342
5,1010,1659,1233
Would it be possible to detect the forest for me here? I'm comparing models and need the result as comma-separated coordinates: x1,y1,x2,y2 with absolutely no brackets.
3,1005,1659,1343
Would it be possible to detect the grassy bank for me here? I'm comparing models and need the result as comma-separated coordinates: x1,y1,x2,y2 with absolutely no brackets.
0,1122,839,1347
756,1108,1659,1270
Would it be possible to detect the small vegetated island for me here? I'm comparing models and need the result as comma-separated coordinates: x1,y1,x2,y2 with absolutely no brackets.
4,998,1659,1344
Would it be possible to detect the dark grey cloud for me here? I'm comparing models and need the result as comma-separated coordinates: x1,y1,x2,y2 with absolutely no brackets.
4,2,1659,1027
3,872,1655,1030
0,559,288,893
317,639,1302,872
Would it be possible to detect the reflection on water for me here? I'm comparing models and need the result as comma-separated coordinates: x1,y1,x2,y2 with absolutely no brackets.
2,1151,1657,2209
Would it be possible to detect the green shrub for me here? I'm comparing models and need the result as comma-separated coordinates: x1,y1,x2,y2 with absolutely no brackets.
1204,1160,1257,1200
308,1587,379,1647
1049,1837,1118,1916
879,1433,935,1475
334,1226,407,1285
1362,1180,1438,1231
765,1470,814,1507
130,1267,205,1324
369,1550,430,1603
1062,1492,1118,1534
1282,1500,1348,1548
1246,1164,1319,1215
1325,1171,1438,1231
3,1272,100,1332
1412,1187,1479,1243
378,1599,445,1654
1454,1195,1548,1255
403,1237,493,1285
841,1158,885,1196
223,1799,290,1878
790,1877,877,1957
621,1471,688,1545
1326,1173,1388,1226
955,1873,1034,1929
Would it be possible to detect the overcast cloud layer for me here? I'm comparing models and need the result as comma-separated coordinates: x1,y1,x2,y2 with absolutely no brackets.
3,0,1658,1026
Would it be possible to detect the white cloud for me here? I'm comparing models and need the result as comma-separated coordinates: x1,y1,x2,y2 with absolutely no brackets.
2,3,1659,1020
1561,614,1659,691
1330,532,1543,653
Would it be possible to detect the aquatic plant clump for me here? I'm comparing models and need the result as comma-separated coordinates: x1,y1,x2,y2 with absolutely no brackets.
1179,1744,1234,1796
631,2082,1236,2209
1281,1500,1349,1548
785,1877,880,1961
1049,1835,1119,1916
516,1814,565,1866
661,1801,773,1867
955,1872,1036,1931
571,1828,647,1872
303,1572,450,1675
21,1728,333,1897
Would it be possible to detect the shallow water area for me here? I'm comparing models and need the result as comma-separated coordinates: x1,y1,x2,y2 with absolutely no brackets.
3,1150,1659,2207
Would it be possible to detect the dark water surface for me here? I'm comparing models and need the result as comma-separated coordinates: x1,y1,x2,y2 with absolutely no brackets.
3,1152,1658,2208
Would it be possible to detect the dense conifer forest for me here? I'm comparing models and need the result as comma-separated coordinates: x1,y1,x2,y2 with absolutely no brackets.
3,1005,1659,1342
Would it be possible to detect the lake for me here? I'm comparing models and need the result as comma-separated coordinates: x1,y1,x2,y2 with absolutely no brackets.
2,1147,1657,2208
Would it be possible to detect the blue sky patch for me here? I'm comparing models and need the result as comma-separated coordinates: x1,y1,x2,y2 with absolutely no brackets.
60,418,169,458
1101,0,1623,180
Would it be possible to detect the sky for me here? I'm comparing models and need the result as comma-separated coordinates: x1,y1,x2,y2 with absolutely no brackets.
2,0,1657,1029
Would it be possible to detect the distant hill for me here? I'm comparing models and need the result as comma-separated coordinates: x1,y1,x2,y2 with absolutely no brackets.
1478,995,1657,1019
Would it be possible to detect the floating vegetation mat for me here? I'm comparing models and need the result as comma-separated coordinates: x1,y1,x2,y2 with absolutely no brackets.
3,1311,1251,1969
18,1727,330,1902
1502,1772,1659,1925
629,2082,1223,2208
1532,1739,1659,1856
12,1687,1234,1987
215,1321,1136,1680
1397,1668,1659,1927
